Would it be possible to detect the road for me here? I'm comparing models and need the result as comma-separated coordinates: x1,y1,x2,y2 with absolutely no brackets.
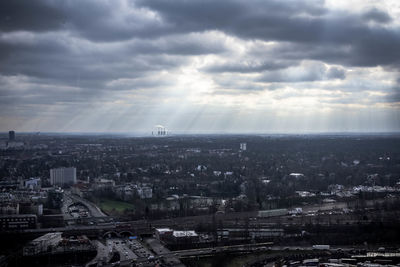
84,240,380,267
145,238,185,267
65,191,107,217
61,193,73,220
85,240,110,267
106,239,138,263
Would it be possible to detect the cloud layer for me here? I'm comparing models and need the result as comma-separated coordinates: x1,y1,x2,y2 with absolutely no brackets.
0,0,399,133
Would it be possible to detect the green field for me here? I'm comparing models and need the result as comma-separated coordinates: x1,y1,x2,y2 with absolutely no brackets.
98,199,134,214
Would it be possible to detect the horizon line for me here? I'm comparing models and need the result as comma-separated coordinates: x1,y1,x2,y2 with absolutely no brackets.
1,131,400,136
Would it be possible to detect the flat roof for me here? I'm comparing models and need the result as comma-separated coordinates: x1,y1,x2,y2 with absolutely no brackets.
33,232,62,242
172,230,198,237
155,228,173,233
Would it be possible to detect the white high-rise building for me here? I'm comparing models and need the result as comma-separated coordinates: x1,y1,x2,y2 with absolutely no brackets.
50,167,77,186
240,142,247,151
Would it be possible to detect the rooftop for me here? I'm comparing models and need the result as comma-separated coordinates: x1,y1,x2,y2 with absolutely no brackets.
172,230,198,237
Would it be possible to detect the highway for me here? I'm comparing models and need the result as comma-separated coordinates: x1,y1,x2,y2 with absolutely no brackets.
61,192,74,220
93,242,356,267
106,239,138,262
145,238,185,267
85,240,110,267
65,191,107,217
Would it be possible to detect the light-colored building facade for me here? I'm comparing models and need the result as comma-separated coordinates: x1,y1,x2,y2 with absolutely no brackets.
50,167,77,186
137,186,152,199
240,142,247,151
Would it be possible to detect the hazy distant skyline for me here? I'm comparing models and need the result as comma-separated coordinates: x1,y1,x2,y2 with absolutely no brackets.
0,0,399,133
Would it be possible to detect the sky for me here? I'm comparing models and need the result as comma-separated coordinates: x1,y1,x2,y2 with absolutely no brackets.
0,0,399,134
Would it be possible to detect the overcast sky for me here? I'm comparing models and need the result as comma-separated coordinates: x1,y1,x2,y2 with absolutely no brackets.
1,0,399,134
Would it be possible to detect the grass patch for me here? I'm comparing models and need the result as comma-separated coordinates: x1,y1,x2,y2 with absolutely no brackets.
98,198,134,214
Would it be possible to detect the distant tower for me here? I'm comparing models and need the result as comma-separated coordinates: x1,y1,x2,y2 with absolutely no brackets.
240,142,247,151
9,131,15,141
154,125,168,136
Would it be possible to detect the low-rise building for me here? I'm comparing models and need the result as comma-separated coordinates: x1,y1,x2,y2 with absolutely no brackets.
21,178,41,190
0,214,37,230
155,228,199,244
93,178,115,190
172,230,199,244
0,202,19,215
137,186,152,199
155,228,174,241
71,182,92,198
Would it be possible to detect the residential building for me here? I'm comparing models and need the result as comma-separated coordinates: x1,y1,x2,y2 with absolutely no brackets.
50,167,77,186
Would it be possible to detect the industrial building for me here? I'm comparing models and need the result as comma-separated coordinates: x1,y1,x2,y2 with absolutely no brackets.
155,228,199,244
155,228,174,241
171,230,199,243
23,232,62,256
153,125,168,136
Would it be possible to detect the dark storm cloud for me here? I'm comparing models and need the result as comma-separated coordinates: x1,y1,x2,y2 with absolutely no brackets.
326,67,346,80
384,80,400,103
256,36,400,69
0,50,185,89
1,0,399,69
361,8,392,24
0,0,399,111
0,31,224,90
204,61,294,73
0,16,226,90
0,0,66,32
390,92,400,103
137,0,400,68
135,0,327,43
257,63,346,83
0,0,167,41
385,92,400,103
126,35,227,55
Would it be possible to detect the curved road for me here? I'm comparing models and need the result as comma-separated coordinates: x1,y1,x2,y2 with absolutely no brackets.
65,191,107,217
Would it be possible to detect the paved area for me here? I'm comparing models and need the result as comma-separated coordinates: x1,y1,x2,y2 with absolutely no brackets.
85,240,110,267
127,239,153,260
105,238,139,266
61,193,74,220
66,191,107,217
145,238,185,267
64,190,107,217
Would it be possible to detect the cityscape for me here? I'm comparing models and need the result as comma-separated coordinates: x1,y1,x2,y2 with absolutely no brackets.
0,131,400,266
1,0,400,266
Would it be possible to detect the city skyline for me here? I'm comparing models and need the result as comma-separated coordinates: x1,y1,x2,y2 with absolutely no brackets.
0,0,399,133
